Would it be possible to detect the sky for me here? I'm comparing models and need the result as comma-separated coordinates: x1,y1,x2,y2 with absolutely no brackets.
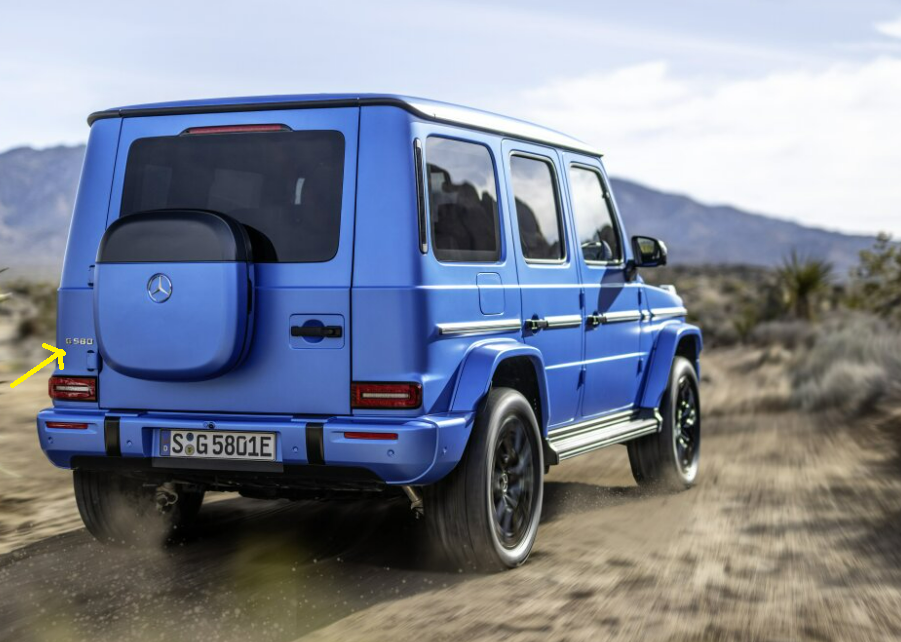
1,0,900,236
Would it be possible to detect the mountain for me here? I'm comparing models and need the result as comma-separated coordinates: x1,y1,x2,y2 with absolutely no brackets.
0,145,85,279
609,178,874,273
0,144,877,278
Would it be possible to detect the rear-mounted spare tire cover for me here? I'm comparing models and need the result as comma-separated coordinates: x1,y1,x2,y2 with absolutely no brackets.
94,210,254,382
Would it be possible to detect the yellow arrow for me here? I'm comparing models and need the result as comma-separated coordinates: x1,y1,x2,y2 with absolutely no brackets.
9,343,66,389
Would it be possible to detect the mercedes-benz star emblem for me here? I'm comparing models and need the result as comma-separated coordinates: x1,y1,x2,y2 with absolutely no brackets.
147,274,173,303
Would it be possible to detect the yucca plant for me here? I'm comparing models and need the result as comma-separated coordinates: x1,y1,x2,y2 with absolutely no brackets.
776,251,833,322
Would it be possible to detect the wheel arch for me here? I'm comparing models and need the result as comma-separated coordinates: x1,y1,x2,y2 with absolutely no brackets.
449,339,550,434
639,323,703,410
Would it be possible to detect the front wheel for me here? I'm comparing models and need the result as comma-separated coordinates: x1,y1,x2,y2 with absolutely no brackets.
628,356,701,491
425,387,544,572
74,470,204,546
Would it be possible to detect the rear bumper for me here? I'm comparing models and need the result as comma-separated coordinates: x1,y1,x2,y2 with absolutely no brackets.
36,408,473,486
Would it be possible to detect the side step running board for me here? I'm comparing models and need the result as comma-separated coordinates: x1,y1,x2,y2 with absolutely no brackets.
546,410,661,463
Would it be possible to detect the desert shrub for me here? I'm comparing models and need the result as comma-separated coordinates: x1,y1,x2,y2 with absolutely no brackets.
848,233,901,324
787,313,901,415
643,264,783,347
749,319,816,351
2,280,57,340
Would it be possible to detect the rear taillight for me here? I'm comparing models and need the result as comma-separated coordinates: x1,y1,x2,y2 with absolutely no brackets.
45,422,89,430
184,124,288,135
351,382,422,409
48,376,97,401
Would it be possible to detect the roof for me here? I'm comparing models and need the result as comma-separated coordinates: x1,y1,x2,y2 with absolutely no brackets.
87,93,601,157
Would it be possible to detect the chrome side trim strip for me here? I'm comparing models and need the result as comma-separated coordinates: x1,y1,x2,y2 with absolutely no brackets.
437,318,522,336
545,314,583,329
601,310,643,324
650,306,688,320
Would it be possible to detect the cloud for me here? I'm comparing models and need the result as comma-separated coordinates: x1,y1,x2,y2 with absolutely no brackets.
504,58,901,236
876,16,901,39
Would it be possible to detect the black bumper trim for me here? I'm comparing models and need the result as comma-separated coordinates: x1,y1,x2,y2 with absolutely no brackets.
306,423,325,465
104,416,121,457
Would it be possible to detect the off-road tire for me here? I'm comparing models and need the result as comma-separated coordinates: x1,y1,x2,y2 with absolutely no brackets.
628,356,701,491
424,387,544,572
74,470,204,546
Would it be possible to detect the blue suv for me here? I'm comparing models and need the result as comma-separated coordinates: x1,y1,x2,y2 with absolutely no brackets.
38,94,702,571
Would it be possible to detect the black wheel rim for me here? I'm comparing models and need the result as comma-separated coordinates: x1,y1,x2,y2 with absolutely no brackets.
674,375,700,474
491,416,535,549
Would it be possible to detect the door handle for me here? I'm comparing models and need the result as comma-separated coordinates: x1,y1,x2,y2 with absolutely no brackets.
586,313,604,327
291,325,343,338
528,315,582,331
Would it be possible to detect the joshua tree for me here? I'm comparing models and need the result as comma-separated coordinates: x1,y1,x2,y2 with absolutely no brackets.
776,251,833,322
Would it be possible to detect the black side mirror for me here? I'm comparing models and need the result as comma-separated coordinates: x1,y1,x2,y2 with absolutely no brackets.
631,235,668,268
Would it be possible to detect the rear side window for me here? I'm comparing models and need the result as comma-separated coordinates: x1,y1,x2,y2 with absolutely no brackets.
120,130,345,262
568,166,623,263
426,137,500,263
510,155,565,261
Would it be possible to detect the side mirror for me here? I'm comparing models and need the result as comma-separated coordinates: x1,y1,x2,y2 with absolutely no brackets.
631,235,668,268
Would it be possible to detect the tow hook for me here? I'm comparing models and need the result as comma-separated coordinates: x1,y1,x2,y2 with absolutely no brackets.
401,485,424,517
155,483,179,513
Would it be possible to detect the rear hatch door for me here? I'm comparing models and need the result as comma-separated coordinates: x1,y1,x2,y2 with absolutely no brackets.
96,107,358,415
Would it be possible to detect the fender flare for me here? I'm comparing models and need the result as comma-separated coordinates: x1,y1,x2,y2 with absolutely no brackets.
449,339,551,433
640,323,703,410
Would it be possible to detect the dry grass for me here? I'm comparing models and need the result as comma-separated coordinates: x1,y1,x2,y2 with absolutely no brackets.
732,312,901,418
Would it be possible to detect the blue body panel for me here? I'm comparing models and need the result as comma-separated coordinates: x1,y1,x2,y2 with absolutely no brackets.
42,95,701,486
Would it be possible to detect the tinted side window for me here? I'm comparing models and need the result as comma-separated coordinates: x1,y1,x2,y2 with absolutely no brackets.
121,130,345,262
568,166,623,263
510,155,565,261
426,137,500,263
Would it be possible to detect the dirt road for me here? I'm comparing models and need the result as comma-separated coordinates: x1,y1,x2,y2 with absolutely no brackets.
1,352,900,641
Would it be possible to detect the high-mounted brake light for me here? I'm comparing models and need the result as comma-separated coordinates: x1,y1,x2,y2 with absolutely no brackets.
351,382,422,409
344,431,399,440
48,376,97,401
46,422,89,430
184,124,288,135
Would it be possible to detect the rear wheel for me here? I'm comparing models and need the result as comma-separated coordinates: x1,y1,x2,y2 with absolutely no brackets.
628,356,700,491
425,388,544,572
74,470,204,546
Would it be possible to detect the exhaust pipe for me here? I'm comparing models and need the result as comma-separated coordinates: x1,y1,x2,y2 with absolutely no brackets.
401,485,424,516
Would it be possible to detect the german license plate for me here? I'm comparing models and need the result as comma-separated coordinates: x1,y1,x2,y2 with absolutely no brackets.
159,429,276,461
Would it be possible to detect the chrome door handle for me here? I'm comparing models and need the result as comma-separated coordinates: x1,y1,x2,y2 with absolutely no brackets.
527,318,550,331
586,313,604,327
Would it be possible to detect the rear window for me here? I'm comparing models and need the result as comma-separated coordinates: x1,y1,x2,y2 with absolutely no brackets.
510,154,565,262
426,137,500,263
120,130,345,262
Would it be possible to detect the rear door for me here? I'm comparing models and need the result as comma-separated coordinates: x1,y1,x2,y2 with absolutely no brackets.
502,141,584,428
97,107,359,415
